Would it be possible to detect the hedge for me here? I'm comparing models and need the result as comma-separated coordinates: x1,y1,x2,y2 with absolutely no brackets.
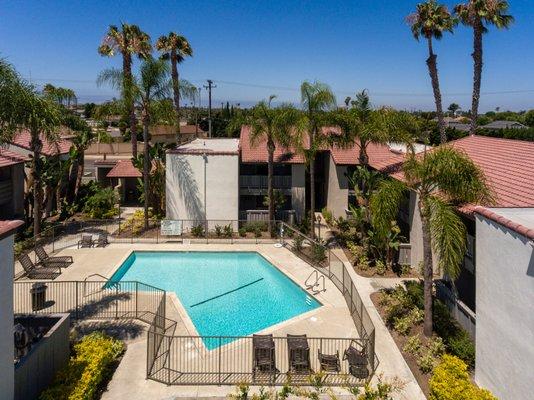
429,355,496,400
40,332,125,400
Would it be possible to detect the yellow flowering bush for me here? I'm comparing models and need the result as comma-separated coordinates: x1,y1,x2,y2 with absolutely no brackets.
40,332,125,400
429,355,497,400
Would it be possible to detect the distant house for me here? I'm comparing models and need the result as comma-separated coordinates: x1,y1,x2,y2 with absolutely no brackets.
151,124,207,145
6,130,72,160
481,120,527,130
0,150,26,220
433,116,471,132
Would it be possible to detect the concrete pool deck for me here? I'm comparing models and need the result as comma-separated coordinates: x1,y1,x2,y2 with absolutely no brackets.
15,243,425,399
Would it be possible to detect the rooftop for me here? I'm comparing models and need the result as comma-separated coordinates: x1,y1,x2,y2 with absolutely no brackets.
481,120,527,130
475,207,534,240
106,160,142,178
10,130,72,156
0,149,27,168
169,138,240,155
0,219,24,240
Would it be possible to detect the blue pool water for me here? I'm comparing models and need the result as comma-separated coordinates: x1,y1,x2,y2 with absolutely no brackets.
110,251,321,348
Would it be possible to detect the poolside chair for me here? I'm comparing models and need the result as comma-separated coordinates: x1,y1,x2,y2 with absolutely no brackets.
343,340,369,379
287,334,311,373
252,334,278,380
35,245,73,268
19,254,61,279
318,349,340,373
95,232,109,247
77,234,94,249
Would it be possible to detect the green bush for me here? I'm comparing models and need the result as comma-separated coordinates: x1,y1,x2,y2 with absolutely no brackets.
375,259,387,275
191,224,204,237
215,224,223,237
293,235,304,252
244,221,268,233
403,335,422,356
223,224,233,238
40,332,124,400
312,243,326,263
429,355,497,400
238,227,246,237
83,188,118,219
321,207,333,226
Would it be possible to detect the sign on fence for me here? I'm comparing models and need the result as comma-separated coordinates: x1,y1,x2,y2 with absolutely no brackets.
160,220,183,236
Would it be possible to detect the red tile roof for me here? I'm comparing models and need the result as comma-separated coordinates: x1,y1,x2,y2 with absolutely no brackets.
330,142,398,166
372,136,534,208
0,219,24,239
106,160,142,178
10,130,72,156
474,206,534,240
0,149,27,168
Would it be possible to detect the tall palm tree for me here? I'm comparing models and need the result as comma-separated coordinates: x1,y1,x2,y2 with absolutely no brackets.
98,58,171,229
408,0,456,144
455,0,513,135
246,96,303,233
98,23,152,157
155,32,193,137
300,81,337,238
403,147,492,336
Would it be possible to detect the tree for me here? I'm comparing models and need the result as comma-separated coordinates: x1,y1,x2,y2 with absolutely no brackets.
98,57,171,229
524,110,534,127
300,81,337,238
98,23,152,157
448,103,461,116
402,147,492,336
156,32,193,137
408,0,456,144
455,0,513,135
246,96,303,233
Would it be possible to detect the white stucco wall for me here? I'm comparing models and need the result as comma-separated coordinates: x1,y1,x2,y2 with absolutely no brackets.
326,155,349,219
291,164,305,221
475,214,534,400
166,152,239,223
0,234,15,399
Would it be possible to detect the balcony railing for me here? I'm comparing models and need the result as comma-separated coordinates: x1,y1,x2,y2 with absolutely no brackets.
240,175,291,189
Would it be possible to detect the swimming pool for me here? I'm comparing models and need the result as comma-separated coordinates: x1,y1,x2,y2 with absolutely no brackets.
110,251,321,348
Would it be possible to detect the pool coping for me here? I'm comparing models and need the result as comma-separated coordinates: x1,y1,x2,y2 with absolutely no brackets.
108,248,332,354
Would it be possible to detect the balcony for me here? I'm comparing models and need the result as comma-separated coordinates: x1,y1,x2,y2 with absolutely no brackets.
239,175,292,195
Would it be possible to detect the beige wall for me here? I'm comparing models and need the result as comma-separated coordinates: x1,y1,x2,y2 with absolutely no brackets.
166,152,239,224
326,155,349,219
0,233,15,399
291,164,306,222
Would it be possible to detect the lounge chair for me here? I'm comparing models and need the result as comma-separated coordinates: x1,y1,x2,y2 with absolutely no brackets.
343,340,369,379
95,232,109,247
35,245,73,268
252,334,278,379
19,254,61,279
318,349,340,372
287,334,311,373
77,234,94,249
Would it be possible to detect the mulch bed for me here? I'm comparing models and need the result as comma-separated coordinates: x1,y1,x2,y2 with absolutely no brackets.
342,248,420,278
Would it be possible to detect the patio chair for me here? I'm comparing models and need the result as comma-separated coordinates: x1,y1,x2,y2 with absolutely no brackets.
19,254,61,279
77,234,94,249
287,334,311,373
95,232,109,247
35,245,73,268
252,334,278,379
343,340,369,379
318,349,340,372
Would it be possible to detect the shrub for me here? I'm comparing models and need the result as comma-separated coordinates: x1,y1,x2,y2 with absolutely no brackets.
40,332,124,400
347,241,365,260
223,224,233,238
446,330,475,369
393,307,423,335
381,286,413,325
83,188,118,219
312,243,327,263
215,224,223,237
191,224,204,237
429,355,497,400
254,227,262,238
403,335,422,356
375,259,387,275
293,235,304,252
321,207,333,226
238,227,246,237
120,209,152,236
244,221,268,233
357,254,369,271
418,350,437,374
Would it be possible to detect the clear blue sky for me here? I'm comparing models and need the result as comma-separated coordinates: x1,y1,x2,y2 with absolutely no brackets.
1,0,533,111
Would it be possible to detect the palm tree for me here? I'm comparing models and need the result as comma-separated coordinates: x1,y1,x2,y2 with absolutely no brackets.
246,96,303,233
300,81,337,238
155,32,193,137
455,0,513,135
98,23,152,157
98,57,171,230
408,0,456,144
402,147,492,336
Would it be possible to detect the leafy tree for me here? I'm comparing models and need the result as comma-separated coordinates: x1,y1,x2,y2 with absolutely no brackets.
448,103,461,116
156,32,193,134
83,103,97,118
98,23,152,157
408,0,456,144
523,109,534,127
454,0,514,135
98,57,171,229
245,96,303,233
402,147,493,336
299,81,337,238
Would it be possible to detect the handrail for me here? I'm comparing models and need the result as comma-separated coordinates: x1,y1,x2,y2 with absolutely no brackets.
305,269,319,289
82,273,117,297
312,274,326,294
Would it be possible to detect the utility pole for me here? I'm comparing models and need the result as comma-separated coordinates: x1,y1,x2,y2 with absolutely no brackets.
203,80,216,138
196,87,202,136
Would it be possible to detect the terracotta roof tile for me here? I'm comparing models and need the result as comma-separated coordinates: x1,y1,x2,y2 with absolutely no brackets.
474,206,534,240
10,130,72,156
240,126,305,164
0,219,24,239
106,160,142,178
0,149,27,168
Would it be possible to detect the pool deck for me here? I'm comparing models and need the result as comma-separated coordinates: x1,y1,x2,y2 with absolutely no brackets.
16,243,425,399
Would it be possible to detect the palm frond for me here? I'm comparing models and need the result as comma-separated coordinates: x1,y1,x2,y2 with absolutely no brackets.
370,178,407,236
96,68,124,91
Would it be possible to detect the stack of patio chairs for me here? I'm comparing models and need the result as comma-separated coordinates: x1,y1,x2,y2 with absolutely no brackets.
287,334,311,373
252,334,278,380
78,232,109,248
19,254,62,279
35,245,73,268
343,340,369,379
